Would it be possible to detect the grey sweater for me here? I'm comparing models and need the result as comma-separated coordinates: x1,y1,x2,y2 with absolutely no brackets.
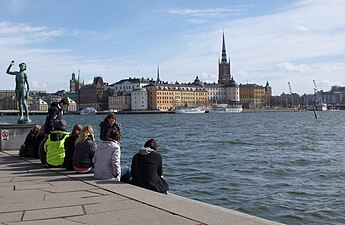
93,140,121,180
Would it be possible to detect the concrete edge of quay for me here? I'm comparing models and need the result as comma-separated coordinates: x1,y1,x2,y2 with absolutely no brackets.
0,149,285,225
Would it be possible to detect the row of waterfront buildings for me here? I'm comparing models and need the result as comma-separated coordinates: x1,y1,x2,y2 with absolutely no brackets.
1,33,345,112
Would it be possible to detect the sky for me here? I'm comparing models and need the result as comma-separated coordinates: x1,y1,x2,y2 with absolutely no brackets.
0,0,344,96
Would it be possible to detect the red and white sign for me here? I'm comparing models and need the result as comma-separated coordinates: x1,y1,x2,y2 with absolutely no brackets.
1,130,9,140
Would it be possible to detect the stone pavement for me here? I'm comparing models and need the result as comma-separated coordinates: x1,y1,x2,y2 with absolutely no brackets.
0,150,284,225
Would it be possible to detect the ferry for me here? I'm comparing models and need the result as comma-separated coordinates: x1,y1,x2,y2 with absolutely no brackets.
308,103,327,111
174,106,206,114
315,103,327,111
80,107,97,115
209,104,243,113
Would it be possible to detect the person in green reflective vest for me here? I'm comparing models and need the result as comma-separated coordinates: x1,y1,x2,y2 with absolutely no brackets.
44,120,70,167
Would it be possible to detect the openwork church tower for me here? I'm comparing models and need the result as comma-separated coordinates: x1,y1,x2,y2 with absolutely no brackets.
218,32,231,85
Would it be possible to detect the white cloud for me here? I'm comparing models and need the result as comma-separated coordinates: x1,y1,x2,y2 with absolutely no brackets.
0,21,67,44
166,6,251,20
30,80,47,90
276,62,309,73
294,25,310,32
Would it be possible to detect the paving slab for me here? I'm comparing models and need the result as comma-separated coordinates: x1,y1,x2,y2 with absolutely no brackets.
0,211,23,223
22,205,84,221
5,218,86,225
68,206,199,225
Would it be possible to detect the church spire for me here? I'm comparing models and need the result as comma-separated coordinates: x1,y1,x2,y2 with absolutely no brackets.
218,31,231,85
77,70,80,83
157,64,160,82
221,31,227,64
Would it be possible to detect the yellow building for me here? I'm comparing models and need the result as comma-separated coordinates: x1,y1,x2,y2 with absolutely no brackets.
145,83,209,111
239,84,267,108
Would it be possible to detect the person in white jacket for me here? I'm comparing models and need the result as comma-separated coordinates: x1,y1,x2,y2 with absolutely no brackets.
93,129,121,180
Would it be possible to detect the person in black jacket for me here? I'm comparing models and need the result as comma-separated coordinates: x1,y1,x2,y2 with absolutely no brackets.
130,139,169,194
99,112,121,141
19,124,41,157
73,125,97,173
64,124,83,171
33,125,46,159
44,98,69,134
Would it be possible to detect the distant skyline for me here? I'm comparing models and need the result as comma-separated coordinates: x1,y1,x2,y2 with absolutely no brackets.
0,0,344,95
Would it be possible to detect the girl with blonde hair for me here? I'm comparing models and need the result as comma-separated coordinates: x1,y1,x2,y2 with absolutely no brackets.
73,125,97,173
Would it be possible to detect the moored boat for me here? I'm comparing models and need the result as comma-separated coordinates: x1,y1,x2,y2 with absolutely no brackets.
209,104,243,113
174,106,205,114
80,107,97,115
307,102,327,111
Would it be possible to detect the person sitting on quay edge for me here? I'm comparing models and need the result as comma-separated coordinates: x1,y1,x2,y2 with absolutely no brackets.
130,139,169,194
99,112,121,141
73,126,96,173
44,98,69,134
43,120,70,168
33,125,46,159
19,124,41,157
64,124,83,171
93,129,130,181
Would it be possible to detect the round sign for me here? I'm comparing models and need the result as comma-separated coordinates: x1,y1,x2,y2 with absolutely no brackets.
1,131,9,139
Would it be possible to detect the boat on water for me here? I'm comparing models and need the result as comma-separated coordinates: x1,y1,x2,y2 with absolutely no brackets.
315,103,327,111
308,102,327,111
174,106,206,114
209,104,243,113
80,107,97,115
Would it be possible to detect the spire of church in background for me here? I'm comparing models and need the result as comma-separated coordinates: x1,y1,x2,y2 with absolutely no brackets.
218,31,231,85
78,70,80,83
157,64,160,82
221,31,227,64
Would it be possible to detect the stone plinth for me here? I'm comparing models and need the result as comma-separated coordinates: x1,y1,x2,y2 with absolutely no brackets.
0,124,33,151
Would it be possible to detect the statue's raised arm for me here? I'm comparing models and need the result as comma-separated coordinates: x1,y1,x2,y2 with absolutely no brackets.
6,61,16,75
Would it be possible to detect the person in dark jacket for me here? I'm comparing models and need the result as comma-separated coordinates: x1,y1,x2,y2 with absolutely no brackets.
33,125,46,159
64,124,83,171
44,98,69,134
38,136,48,165
19,124,41,157
99,112,121,141
130,139,169,194
73,125,97,173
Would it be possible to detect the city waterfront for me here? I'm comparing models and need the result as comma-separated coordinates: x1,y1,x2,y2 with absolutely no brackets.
1,111,345,225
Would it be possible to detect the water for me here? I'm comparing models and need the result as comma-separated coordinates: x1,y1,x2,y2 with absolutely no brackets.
1,111,345,225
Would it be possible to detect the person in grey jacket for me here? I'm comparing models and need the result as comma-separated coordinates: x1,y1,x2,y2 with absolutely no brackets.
93,129,122,180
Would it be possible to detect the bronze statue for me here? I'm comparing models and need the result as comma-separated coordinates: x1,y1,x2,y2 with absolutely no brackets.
6,61,31,124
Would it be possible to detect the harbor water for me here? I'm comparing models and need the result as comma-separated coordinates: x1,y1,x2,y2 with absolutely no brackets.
1,111,345,225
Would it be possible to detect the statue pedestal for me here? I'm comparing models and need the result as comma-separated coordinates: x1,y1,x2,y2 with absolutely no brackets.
18,118,32,124
0,124,33,151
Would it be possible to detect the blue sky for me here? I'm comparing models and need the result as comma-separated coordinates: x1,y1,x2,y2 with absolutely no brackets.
0,0,344,95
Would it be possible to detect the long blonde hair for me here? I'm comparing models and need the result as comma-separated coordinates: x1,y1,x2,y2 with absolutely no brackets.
75,125,95,144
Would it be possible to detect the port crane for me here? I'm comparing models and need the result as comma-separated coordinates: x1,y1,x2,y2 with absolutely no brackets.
312,80,318,119
288,82,293,107
313,80,320,103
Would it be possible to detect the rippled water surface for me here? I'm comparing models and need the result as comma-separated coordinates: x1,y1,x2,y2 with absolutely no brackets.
2,111,345,225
